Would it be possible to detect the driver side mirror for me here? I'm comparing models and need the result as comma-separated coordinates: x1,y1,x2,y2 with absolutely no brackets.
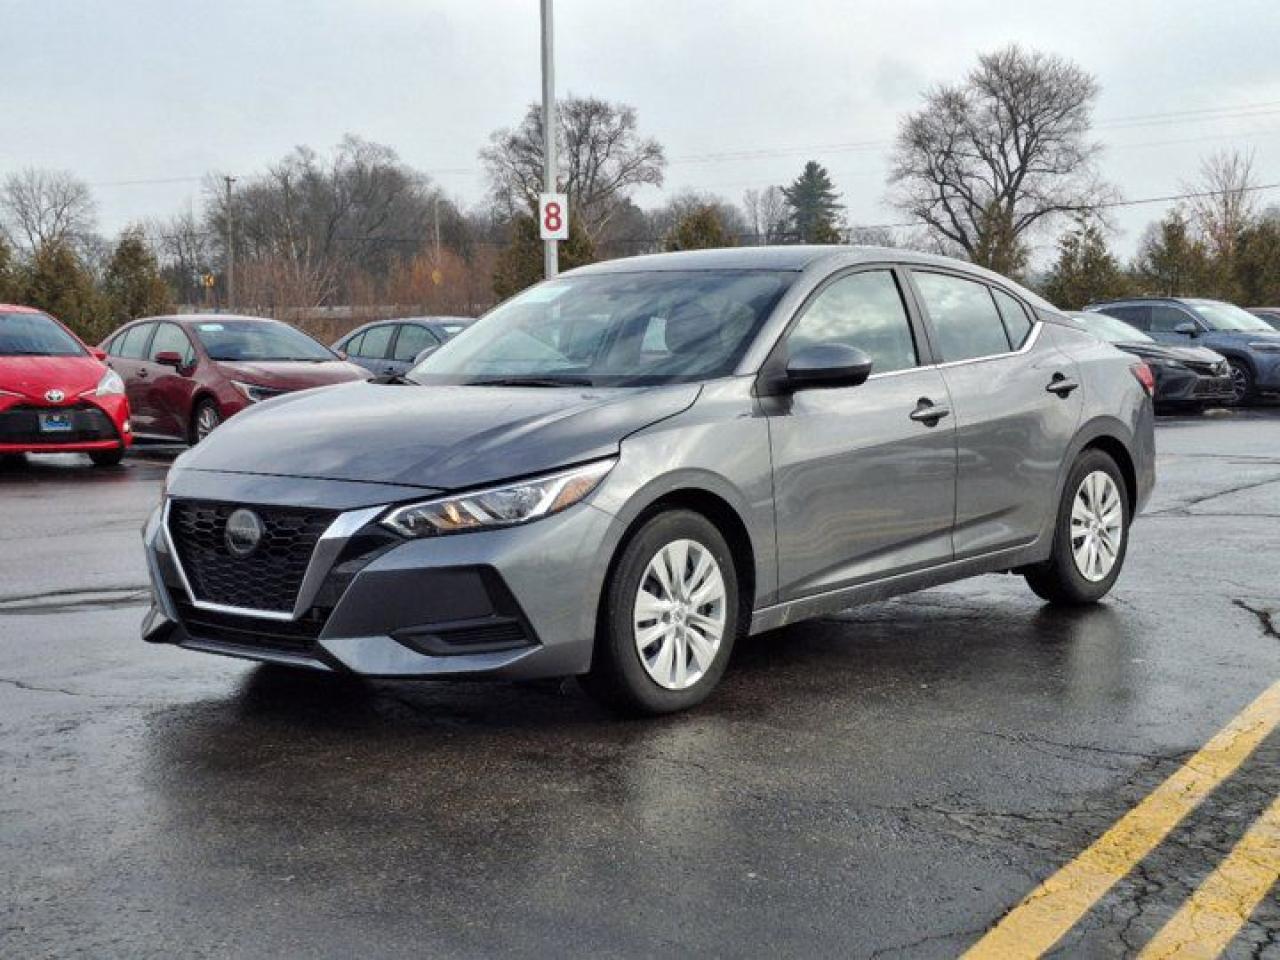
780,343,874,392
1174,322,1198,336
91,348,108,361
154,351,191,372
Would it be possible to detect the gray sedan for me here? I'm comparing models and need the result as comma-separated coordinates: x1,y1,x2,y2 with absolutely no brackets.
141,247,1155,714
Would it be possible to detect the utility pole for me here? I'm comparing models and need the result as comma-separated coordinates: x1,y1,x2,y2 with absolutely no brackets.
540,0,558,279
223,175,237,312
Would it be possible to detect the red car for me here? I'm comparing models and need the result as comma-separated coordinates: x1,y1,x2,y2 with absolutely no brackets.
101,314,368,443
1,305,132,466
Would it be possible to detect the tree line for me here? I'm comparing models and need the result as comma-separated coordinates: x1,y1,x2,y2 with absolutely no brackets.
3,44,1278,344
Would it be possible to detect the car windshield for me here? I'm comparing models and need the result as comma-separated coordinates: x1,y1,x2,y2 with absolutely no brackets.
407,270,795,387
1187,300,1275,332
191,320,336,361
1072,312,1154,344
0,311,86,357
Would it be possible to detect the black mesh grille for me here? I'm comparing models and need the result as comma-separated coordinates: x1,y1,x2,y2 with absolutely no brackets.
0,404,118,444
175,600,324,653
168,500,336,613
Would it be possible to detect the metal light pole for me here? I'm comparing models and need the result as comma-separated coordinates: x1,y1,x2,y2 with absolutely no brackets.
223,175,237,311
541,0,558,279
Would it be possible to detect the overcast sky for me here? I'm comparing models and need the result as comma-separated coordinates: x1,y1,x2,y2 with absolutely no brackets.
5,0,1279,259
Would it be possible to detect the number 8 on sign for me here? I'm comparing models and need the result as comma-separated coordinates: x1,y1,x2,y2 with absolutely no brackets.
539,192,569,241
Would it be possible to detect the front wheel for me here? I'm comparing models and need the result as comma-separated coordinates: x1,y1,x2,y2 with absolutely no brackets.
89,448,125,467
1023,449,1130,605
1227,359,1255,406
190,399,222,444
582,510,740,715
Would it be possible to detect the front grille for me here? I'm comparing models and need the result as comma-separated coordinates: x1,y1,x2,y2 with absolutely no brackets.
168,499,336,613
175,600,324,653
0,403,117,444
393,616,533,656
1193,378,1234,397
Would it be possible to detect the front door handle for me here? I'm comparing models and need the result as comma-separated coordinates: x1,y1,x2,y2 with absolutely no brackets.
909,398,951,426
1046,372,1079,397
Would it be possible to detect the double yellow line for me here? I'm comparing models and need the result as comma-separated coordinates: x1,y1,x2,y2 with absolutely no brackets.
964,679,1280,958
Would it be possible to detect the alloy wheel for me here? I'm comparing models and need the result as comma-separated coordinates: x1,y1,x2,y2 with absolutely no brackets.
1229,362,1250,404
1070,470,1124,582
632,538,726,691
194,405,221,442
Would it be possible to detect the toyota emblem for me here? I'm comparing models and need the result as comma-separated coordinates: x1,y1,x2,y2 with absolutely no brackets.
224,508,265,558
45,389,65,403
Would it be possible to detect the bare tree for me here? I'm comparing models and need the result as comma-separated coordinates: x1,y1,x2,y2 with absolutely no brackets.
149,210,214,304
888,45,1114,276
649,192,747,248
743,186,789,245
480,96,666,242
1,168,98,253
1184,149,1258,262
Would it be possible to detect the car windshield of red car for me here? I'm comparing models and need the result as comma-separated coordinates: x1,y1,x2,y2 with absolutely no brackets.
192,320,335,362
0,311,86,357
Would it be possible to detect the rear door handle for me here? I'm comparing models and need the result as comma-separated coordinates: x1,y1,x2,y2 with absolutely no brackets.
909,398,950,425
137,368,149,379
1046,373,1078,397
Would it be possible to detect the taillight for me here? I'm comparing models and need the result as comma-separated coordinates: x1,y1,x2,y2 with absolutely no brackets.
1130,361,1155,397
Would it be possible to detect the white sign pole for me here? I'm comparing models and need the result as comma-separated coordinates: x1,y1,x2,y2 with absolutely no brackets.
540,0,559,278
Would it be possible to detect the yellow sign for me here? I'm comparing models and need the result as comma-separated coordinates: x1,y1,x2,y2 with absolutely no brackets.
201,273,216,289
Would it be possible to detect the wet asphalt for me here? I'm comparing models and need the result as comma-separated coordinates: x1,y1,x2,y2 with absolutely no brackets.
1,413,1278,959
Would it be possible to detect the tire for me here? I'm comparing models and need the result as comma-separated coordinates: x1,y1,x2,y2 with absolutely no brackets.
582,509,740,715
189,399,222,444
89,448,125,467
1227,359,1255,406
0,453,25,469
1023,449,1130,606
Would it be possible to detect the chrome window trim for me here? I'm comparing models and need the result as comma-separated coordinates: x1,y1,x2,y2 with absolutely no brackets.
162,500,385,622
864,322,1043,380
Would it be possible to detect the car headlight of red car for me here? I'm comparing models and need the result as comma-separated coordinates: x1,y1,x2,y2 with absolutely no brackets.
87,369,126,397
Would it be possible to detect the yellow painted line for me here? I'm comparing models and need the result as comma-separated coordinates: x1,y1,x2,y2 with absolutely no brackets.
963,679,1280,959
1138,793,1280,959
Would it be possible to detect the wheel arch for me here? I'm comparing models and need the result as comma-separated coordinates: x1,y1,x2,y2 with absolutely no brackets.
1063,416,1141,515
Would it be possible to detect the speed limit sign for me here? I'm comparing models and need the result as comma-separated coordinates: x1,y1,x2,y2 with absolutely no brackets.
538,193,569,241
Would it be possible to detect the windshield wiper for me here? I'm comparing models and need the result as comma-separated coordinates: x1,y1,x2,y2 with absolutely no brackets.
464,375,596,387
369,373,416,385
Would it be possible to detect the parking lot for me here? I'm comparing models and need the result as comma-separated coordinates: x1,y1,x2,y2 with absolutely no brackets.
1,410,1278,957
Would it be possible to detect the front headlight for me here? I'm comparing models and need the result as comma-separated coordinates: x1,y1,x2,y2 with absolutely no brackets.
382,459,615,538
92,369,126,396
231,380,285,403
1149,358,1184,369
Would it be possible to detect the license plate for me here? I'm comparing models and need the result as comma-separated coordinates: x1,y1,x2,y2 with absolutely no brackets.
39,412,74,433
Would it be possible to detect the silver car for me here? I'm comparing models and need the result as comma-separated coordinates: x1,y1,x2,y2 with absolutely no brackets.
142,247,1155,714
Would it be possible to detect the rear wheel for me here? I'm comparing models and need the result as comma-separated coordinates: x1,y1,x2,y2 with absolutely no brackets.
1227,359,1255,406
190,399,222,444
1023,449,1130,605
582,510,740,715
89,448,125,467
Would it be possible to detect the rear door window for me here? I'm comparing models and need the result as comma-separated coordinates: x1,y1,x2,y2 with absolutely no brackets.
1102,305,1152,331
991,288,1035,349
913,272,1012,362
1149,305,1196,333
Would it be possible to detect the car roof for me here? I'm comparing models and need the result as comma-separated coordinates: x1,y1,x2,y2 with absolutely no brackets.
564,245,1057,310
0,303,49,314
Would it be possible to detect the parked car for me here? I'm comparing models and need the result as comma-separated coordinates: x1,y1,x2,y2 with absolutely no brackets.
142,247,1155,715
1068,311,1233,411
1086,297,1280,404
1,305,131,466
1247,307,1280,331
101,314,368,444
334,317,474,376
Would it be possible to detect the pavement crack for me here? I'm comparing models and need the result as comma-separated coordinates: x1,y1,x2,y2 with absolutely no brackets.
866,924,990,958
1233,599,1280,641
0,585,150,615
1148,474,1280,516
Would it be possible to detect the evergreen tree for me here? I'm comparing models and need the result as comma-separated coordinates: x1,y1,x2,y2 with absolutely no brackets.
1132,211,1213,297
782,162,844,243
18,241,107,340
663,205,734,251
0,235,23,303
1041,215,1129,308
1232,216,1280,307
492,211,595,300
102,226,173,325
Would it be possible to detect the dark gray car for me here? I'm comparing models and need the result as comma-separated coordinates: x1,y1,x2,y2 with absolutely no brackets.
334,316,473,377
142,247,1155,714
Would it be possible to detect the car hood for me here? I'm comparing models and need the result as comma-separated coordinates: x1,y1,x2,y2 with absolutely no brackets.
178,380,702,491
212,359,369,389
0,354,106,400
1114,342,1224,364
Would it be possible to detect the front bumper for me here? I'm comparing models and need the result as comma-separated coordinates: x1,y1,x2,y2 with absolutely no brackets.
142,470,622,680
0,394,131,453
1151,366,1234,406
